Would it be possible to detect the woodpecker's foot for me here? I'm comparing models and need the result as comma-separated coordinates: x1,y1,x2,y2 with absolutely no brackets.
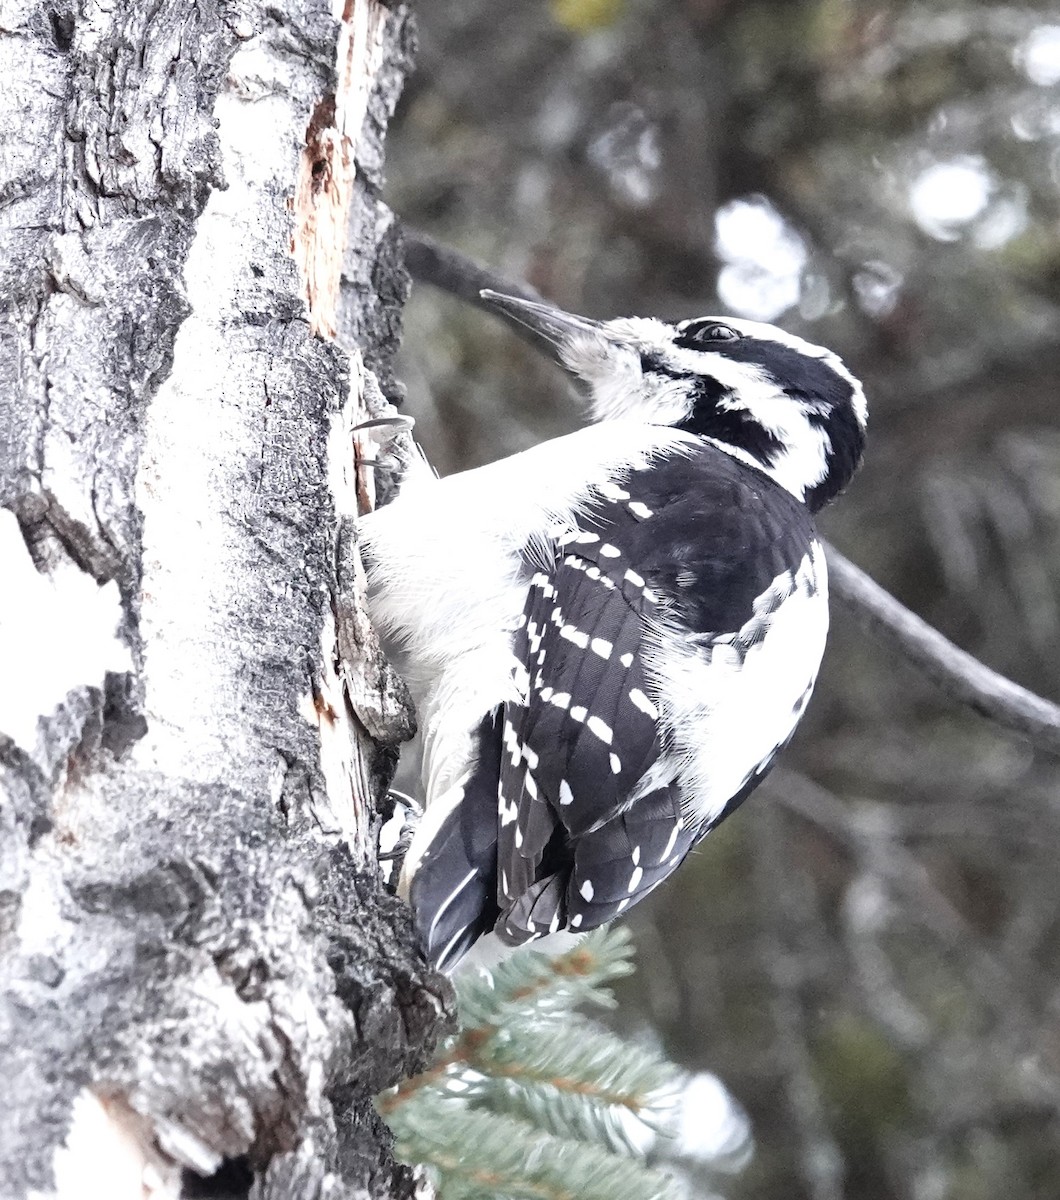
378,789,422,889
354,415,420,486
354,415,415,445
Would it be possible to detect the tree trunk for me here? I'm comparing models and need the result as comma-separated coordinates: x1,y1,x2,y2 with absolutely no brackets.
0,2,450,1197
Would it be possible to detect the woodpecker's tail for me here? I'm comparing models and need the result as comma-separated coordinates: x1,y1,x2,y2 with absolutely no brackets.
399,713,502,973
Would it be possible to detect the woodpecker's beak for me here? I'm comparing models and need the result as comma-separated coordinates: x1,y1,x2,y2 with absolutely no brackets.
479,290,604,355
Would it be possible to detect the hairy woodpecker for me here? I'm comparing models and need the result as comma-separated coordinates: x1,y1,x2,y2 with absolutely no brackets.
360,290,867,972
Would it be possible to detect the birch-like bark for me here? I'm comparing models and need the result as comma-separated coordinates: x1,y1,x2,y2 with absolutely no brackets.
0,2,449,1197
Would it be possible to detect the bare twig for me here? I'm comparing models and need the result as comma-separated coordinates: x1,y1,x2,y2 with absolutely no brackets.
401,224,1060,758
402,229,548,355
825,546,1060,757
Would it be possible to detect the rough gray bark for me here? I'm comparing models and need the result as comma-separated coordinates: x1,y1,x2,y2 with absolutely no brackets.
0,2,451,1198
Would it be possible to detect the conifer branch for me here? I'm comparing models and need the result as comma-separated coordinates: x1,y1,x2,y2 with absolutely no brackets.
378,930,688,1197
380,929,639,1114
388,1096,683,1200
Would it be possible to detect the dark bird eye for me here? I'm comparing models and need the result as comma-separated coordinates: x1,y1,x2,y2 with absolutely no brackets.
677,321,740,348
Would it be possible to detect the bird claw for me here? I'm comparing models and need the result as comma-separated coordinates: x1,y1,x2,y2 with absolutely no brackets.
378,789,422,886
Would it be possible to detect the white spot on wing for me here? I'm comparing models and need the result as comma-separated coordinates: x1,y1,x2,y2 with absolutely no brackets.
580,879,594,902
629,687,658,719
559,778,574,805
628,502,653,519
561,624,589,649
661,822,682,861
628,866,643,893
591,637,613,659
587,715,614,744
600,543,621,558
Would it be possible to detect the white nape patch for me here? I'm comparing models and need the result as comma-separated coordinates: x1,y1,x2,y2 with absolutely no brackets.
42,1089,183,1200
559,779,575,805
679,351,832,501
644,542,829,826
0,511,131,756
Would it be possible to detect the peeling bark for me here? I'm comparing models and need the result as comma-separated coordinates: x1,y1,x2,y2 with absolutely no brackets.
0,1,450,1197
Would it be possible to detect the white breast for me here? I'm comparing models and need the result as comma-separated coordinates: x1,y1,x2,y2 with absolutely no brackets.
359,421,697,805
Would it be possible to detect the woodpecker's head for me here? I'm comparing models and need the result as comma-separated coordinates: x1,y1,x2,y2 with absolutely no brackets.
481,289,867,512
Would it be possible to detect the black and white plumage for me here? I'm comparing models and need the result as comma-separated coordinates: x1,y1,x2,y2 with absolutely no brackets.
360,293,866,972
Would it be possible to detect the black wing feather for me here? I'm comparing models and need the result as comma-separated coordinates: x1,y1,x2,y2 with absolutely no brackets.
493,443,818,947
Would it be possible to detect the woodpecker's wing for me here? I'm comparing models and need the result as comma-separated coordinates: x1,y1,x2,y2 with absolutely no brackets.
494,443,821,945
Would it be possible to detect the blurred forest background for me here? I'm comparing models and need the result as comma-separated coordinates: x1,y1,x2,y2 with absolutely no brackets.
383,2,1060,1198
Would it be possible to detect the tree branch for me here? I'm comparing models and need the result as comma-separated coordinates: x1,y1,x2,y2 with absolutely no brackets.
400,226,1060,759
824,548,1060,756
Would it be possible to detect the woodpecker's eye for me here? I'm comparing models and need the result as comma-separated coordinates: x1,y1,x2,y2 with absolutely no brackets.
677,321,740,348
